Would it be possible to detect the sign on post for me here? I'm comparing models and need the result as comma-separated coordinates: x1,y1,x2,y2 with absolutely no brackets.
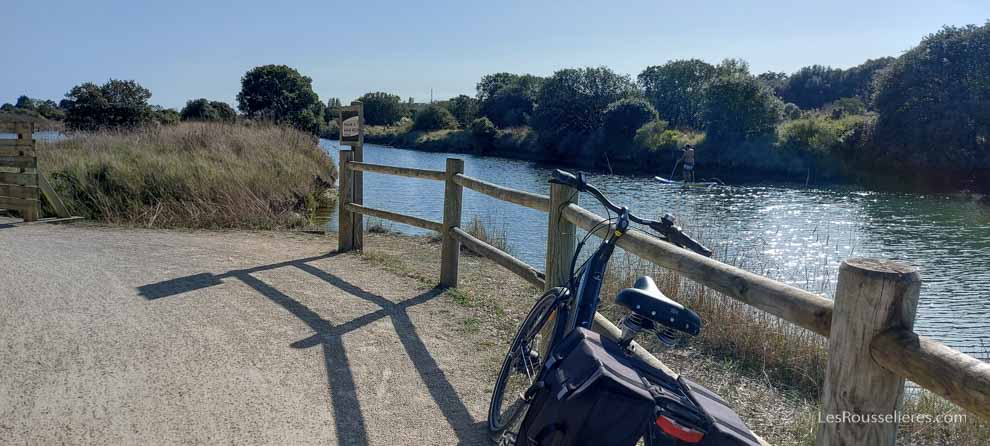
339,103,363,147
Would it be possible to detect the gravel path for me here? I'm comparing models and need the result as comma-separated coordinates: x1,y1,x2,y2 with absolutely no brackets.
0,223,491,445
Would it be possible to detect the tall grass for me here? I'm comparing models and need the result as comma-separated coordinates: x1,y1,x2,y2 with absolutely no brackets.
38,122,336,229
465,215,511,254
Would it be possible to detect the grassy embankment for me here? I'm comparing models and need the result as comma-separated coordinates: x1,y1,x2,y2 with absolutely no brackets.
35,122,336,229
359,219,989,446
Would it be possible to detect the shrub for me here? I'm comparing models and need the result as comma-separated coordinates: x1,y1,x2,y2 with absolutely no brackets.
603,98,658,142
638,59,716,129
783,103,802,120
152,107,181,126
873,23,990,168
181,99,237,122
476,73,543,127
532,66,639,155
702,75,783,144
446,95,479,127
358,92,405,126
469,116,497,141
413,105,458,131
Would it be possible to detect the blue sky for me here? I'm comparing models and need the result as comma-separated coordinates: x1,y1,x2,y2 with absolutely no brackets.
2,0,987,109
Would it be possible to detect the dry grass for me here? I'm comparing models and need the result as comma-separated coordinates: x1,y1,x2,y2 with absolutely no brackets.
465,215,511,254
37,122,336,229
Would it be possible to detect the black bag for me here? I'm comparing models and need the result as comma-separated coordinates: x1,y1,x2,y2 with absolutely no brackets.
517,328,677,446
517,327,762,446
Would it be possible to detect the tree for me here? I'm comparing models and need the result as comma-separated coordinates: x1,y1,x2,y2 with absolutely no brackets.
152,106,181,126
702,75,783,144
637,59,716,129
15,95,36,110
413,105,458,131
236,64,324,133
532,67,639,154
476,73,543,127
36,100,65,120
872,23,990,168
446,95,479,127
602,98,658,142
757,71,789,95
779,65,846,109
181,98,236,122
358,92,404,126
469,116,497,143
63,79,153,130
841,57,895,103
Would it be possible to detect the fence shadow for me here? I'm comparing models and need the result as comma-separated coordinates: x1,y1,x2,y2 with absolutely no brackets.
137,253,487,445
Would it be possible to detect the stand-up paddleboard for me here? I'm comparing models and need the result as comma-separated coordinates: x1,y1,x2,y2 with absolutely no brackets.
655,176,719,187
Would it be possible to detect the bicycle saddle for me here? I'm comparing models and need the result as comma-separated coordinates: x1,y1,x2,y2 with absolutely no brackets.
615,276,701,336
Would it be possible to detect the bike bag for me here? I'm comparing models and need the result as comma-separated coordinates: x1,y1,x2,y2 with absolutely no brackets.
517,328,761,446
517,328,685,446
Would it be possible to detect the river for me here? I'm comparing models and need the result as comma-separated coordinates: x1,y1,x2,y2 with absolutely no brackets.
320,139,990,359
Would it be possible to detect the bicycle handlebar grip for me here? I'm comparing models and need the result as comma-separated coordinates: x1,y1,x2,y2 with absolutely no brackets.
671,230,713,257
550,169,582,189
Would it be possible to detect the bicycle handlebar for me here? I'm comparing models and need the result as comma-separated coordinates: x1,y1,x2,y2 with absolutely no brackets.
550,169,713,257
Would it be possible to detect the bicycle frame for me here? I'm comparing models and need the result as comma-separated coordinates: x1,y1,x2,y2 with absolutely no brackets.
549,207,631,347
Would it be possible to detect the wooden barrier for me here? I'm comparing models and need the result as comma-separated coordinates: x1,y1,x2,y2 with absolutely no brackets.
335,154,990,444
0,123,69,222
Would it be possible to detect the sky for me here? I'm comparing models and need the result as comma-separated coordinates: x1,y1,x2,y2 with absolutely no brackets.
2,0,988,110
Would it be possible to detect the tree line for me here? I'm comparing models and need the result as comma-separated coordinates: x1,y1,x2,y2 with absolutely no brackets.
4,21,987,187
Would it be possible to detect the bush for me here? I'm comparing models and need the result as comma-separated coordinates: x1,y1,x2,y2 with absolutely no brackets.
152,107,181,126
181,99,237,122
777,114,873,158
413,105,458,131
873,23,990,168
702,75,783,144
236,65,325,134
476,73,543,127
783,103,802,120
358,92,405,126
638,59,716,129
63,79,154,131
469,116,497,141
532,67,639,155
38,122,336,229
603,98,658,142
446,95,479,127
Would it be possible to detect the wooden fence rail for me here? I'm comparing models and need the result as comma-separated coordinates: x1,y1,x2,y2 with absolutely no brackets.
335,152,990,444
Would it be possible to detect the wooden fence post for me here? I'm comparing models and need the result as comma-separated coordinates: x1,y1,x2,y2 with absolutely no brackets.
545,182,577,290
337,150,354,252
816,258,921,446
351,101,364,250
439,158,464,288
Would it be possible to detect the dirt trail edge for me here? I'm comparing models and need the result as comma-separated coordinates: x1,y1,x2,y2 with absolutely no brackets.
0,224,492,445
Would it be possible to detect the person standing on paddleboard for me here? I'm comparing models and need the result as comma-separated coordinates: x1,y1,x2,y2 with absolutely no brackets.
680,145,696,183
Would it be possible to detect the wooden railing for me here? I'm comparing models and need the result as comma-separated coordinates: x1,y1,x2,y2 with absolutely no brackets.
335,152,990,445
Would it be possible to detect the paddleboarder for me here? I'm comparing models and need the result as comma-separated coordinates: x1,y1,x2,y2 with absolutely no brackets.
680,144,696,183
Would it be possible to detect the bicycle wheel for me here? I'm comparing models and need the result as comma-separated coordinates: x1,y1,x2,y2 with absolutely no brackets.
488,287,567,436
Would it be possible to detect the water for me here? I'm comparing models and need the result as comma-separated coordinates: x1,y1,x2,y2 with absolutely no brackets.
320,140,990,358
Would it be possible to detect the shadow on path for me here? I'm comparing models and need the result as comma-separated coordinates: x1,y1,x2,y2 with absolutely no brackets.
137,252,486,445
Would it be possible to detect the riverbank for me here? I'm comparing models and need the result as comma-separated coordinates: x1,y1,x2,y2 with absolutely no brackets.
357,123,990,193
31,123,337,228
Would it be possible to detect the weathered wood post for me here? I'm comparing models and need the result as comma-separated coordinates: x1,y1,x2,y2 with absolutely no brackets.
439,158,464,288
817,258,921,446
337,150,354,252
350,101,364,250
544,181,578,290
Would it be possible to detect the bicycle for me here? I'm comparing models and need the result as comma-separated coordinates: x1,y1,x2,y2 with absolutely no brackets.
487,170,757,446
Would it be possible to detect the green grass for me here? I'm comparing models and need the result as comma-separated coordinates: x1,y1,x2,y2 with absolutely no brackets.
37,122,336,229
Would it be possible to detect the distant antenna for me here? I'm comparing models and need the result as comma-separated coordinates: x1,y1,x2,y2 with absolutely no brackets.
430,88,433,104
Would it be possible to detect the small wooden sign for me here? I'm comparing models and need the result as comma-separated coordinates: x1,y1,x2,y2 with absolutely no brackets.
339,102,363,147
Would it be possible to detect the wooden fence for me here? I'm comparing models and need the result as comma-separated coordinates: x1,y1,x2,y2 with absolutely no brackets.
0,123,70,222
335,151,990,445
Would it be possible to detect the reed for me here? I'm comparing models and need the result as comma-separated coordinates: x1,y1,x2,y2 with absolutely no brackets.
38,122,336,229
